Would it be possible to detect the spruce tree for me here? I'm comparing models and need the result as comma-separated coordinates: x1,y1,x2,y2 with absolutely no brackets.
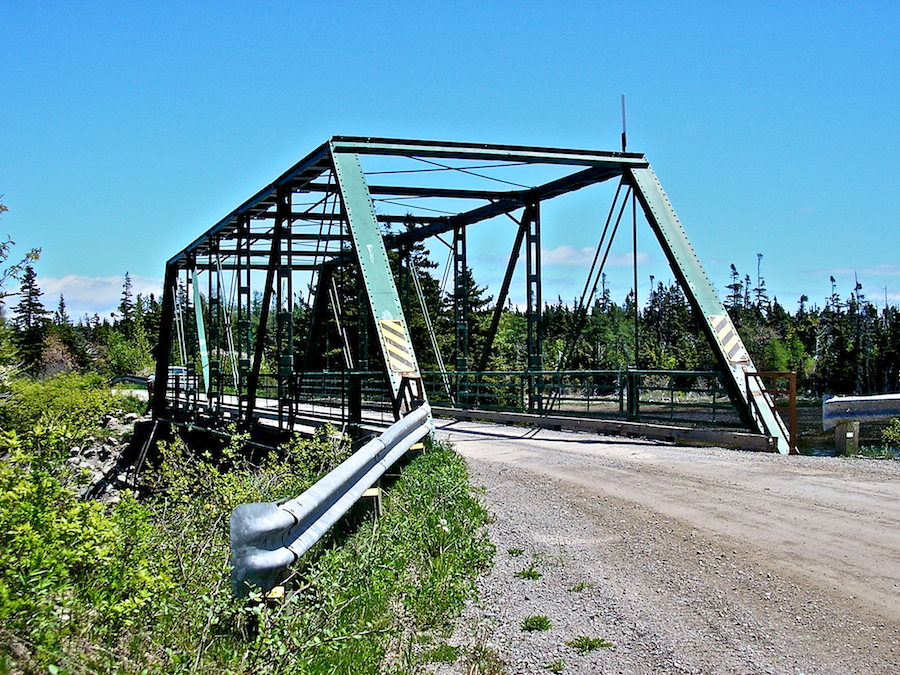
54,294,71,326
726,264,743,311
11,265,50,372
118,272,135,336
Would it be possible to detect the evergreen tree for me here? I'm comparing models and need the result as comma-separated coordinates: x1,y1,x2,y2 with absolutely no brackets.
753,253,769,314
726,264,743,311
142,293,163,344
11,265,50,373
54,294,71,326
118,272,135,335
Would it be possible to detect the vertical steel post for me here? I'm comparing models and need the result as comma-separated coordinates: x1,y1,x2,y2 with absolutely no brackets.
245,192,286,429
453,224,469,371
525,202,543,411
151,262,179,421
236,215,252,418
453,224,469,404
632,190,639,371
276,190,293,430
208,241,221,406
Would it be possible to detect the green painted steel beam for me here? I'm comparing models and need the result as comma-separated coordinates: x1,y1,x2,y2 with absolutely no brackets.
330,136,649,168
330,146,422,401
383,165,627,249
168,143,332,267
167,142,636,270
627,165,791,453
304,182,514,200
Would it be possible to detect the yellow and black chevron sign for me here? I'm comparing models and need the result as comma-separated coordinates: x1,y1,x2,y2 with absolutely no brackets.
379,320,418,374
708,314,750,364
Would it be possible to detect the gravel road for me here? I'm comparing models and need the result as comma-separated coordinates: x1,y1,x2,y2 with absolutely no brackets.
432,419,900,674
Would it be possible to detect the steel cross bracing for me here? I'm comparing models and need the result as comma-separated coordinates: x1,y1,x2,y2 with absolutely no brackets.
152,136,792,454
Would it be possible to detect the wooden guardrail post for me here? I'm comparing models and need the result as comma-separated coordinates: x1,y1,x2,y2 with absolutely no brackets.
834,420,860,455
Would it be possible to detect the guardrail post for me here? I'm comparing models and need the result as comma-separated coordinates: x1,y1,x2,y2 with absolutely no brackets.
348,371,362,440
823,393,900,455
626,368,640,419
835,420,860,455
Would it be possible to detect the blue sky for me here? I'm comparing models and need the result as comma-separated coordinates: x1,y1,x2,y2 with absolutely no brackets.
2,0,899,320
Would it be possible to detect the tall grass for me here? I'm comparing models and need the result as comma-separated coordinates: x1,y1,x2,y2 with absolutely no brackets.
0,374,493,673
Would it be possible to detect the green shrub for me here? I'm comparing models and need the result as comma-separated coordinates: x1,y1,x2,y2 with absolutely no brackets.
565,635,612,653
881,418,900,449
104,330,153,378
0,373,122,466
0,456,172,669
0,423,494,674
521,615,552,632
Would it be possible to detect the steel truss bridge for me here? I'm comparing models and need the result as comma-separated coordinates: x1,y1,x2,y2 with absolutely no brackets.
151,137,794,453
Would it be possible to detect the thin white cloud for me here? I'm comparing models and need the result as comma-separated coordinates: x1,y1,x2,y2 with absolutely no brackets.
37,274,162,321
542,245,649,268
816,264,900,277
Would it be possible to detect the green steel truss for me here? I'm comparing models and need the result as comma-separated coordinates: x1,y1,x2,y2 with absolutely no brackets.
153,137,791,453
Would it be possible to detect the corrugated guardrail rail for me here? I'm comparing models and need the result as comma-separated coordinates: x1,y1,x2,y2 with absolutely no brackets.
822,393,900,429
229,403,433,596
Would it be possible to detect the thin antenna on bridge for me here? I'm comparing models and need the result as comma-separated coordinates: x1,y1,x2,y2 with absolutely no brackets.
621,93,627,152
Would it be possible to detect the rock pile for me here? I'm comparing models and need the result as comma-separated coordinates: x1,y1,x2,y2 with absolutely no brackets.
67,412,149,503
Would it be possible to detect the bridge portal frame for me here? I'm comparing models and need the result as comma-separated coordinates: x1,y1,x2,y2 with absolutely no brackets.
153,136,791,453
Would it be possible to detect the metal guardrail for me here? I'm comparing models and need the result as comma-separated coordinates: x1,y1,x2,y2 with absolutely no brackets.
822,393,900,429
109,375,151,387
229,403,433,597
420,369,739,425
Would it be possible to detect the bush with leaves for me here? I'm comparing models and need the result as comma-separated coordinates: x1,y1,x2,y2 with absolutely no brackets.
881,418,900,452
0,444,173,670
0,371,494,674
0,372,121,465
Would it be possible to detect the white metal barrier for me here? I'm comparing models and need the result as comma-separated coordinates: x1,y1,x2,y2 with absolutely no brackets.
822,393,900,429
230,403,433,596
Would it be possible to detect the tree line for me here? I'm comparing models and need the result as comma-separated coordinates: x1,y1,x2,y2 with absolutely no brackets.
0,264,162,380
2,224,898,398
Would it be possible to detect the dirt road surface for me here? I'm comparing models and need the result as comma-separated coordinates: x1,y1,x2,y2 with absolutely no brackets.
434,419,900,674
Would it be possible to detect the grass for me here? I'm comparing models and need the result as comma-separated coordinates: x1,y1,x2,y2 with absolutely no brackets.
514,564,542,580
463,641,505,675
565,635,613,653
0,376,495,675
514,552,549,579
853,445,899,459
566,581,594,593
544,659,566,673
423,643,461,663
507,547,524,556
521,615,552,632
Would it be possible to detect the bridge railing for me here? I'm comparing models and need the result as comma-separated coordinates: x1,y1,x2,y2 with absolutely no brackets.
163,367,744,431
420,369,743,427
